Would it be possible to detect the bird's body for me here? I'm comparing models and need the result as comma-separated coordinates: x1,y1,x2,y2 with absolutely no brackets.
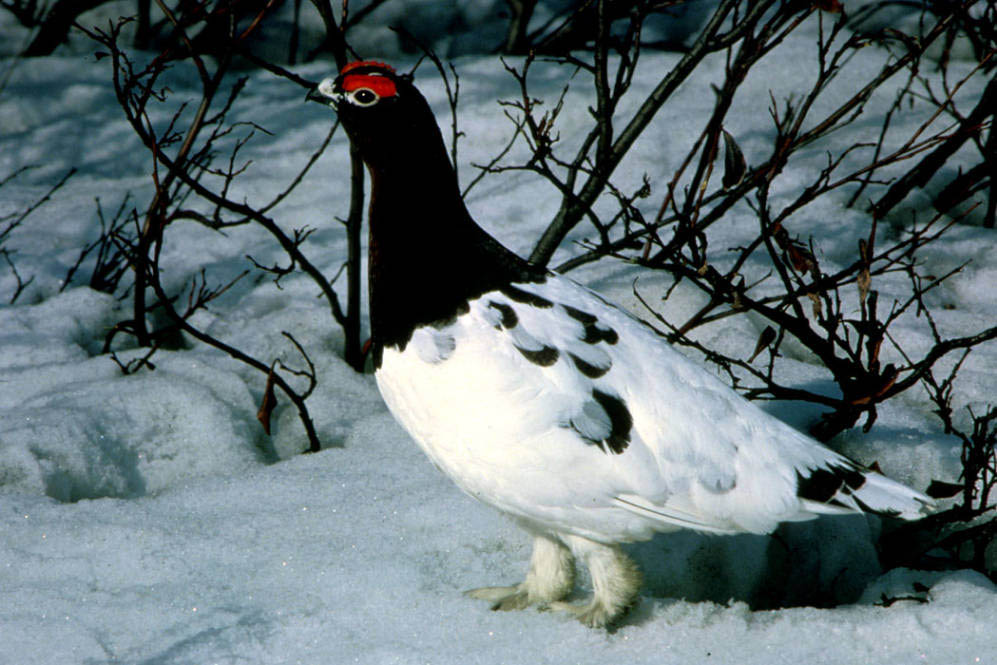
311,61,932,627
376,274,926,540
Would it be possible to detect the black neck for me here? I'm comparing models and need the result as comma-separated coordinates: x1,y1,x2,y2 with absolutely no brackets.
366,152,542,365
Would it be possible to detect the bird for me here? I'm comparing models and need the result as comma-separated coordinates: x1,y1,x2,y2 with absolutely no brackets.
308,61,933,628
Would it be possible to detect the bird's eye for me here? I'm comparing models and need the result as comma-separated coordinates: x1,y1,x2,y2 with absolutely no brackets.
350,88,379,107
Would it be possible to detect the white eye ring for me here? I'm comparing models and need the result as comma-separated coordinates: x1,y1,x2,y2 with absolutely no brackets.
348,88,380,107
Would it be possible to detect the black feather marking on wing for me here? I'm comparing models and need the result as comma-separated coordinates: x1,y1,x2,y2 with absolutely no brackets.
515,344,559,367
563,304,597,324
840,465,867,491
596,326,619,345
796,468,842,503
501,284,553,309
486,301,518,330
563,305,619,345
796,464,867,505
568,351,610,378
591,389,631,454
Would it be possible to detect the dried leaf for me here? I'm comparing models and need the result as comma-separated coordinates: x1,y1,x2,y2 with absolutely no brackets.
925,479,963,499
732,291,743,310
807,291,822,318
772,223,816,273
857,239,871,305
731,276,746,311
721,129,747,189
257,364,278,435
787,242,816,273
748,325,777,363
857,268,871,305
814,0,843,12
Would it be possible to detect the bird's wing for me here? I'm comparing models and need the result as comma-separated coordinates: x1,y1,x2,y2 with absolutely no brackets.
448,274,931,536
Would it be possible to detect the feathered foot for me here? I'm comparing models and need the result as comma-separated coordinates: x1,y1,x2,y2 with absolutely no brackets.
466,533,574,611
549,536,642,628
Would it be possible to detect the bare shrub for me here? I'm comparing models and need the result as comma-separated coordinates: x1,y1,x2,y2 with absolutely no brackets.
76,1,362,452
0,166,75,303
468,0,996,574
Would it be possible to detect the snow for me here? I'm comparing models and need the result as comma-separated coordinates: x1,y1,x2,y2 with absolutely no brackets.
2,3,996,664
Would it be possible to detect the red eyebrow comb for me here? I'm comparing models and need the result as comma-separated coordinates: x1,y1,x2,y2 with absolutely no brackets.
340,61,396,76
338,61,399,98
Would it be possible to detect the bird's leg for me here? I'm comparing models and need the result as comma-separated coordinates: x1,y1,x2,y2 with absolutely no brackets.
549,535,642,628
466,533,575,611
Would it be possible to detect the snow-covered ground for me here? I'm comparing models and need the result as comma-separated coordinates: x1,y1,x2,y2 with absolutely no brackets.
1,4,996,664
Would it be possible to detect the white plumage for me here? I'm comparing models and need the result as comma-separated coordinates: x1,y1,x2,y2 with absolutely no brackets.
377,275,928,537
375,275,932,625
311,61,933,628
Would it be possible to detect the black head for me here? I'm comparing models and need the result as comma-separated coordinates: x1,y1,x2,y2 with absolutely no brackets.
309,61,443,172
307,62,546,361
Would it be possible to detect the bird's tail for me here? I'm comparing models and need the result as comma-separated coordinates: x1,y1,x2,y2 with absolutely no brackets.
796,460,934,521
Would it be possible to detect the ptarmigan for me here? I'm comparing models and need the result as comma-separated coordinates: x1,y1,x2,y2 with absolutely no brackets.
309,61,933,628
